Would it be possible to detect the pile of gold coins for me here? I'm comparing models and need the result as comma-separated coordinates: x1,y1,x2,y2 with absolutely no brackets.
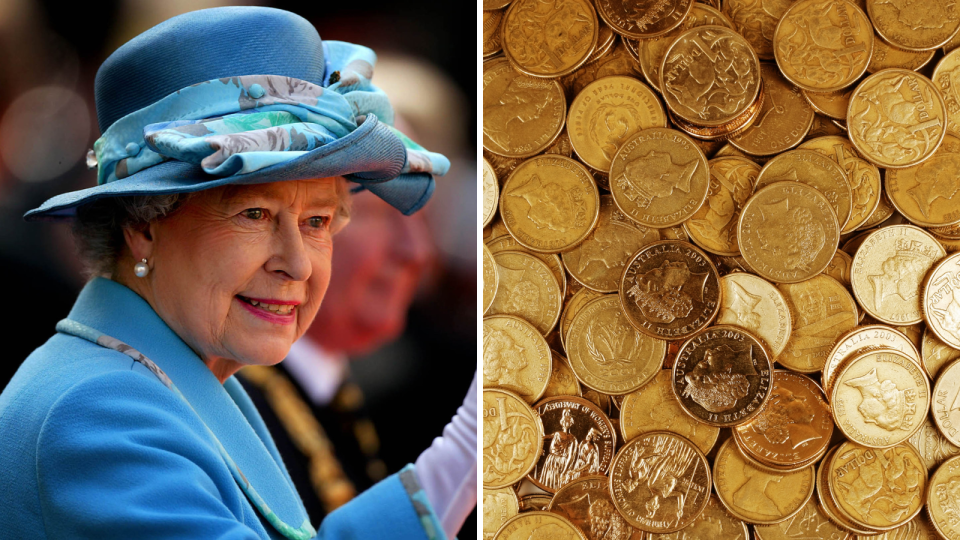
482,0,960,537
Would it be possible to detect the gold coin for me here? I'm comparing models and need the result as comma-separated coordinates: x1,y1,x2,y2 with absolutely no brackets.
561,40,645,100
483,10,505,58
923,252,960,350
856,190,896,231
542,350,583,399
483,315,554,403
887,133,960,228
933,49,960,137
738,181,840,283
850,225,946,325
567,76,667,173
619,369,721,454
713,438,815,525
816,445,883,536
484,487,520,539
500,155,600,254
610,431,712,533
484,244,500,315
831,349,930,448
931,221,960,240
809,113,847,138
567,295,667,394
666,86,765,141
517,494,552,513
866,0,960,51
825,249,854,287
827,442,926,530
483,388,545,489
714,143,753,161
683,157,761,256
867,36,937,73
856,514,939,540
660,26,761,127
561,195,661,293
484,149,523,186
754,149,853,232
483,62,566,158
547,475,646,540
580,387,612,418
610,128,711,228
559,287,603,350
926,454,960,540
933,357,960,447
734,370,833,468
647,495,749,539
909,415,960,470
528,396,616,493
776,275,858,373
921,326,960,379
488,251,564,335
847,70,947,169
717,273,793,357
730,63,815,157
492,511,587,540
660,224,690,242
803,87,855,121
822,324,922,397
754,497,850,540
484,0,512,10
585,21,617,65
672,324,774,426
595,0,694,39
483,157,500,228
620,240,721,340
773,0,873,93
501,0,598,78
722,0,799,60
797,137,882,233
487,236,567,299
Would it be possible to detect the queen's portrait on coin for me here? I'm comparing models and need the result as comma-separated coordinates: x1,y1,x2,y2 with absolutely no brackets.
845,368,908,431
682,346,754,413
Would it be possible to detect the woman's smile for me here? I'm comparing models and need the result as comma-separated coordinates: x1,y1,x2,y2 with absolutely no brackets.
236,295,300,324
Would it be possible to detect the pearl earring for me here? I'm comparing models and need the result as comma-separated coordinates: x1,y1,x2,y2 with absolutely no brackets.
134,258,149,278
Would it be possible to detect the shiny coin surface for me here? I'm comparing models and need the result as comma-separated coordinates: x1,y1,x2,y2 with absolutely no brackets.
822,324,922,397
595,0,694,38
609,128,711,228
684,157,761,257
909,416,960,470
483,157,500,228
619,240,721,340
672,325,774,427
933,358,960,447
500,155,600,254
492,511,587,540
776,275,858,373
831,349,930,448
730,63,815,157
501,0,598,78
798,137,882,233
867,37,936,73
567,295,667,394
567,76,667,173
816,446,881,536
754,149,853,232
857,514,938,540
484,388,545,489
647,494,749,539
738,181,840,283
847,70,947,169
483,10,505,58
610,431,712,533
486,235,567,300
850,225,946,325
488,251,564,335
483,62,566,158
717,273,793,357
483,244,500,315
666,86,765,141
921,326,960,380
559,287,602,350
722,0,798,59
923,252,960,349
926,454,960,540
866,0,960,52
773,0,873,93
547,475,645,540
886,134,960,228
825,249,854,287
518,493,553,513
753,497,850,540
934,48,960,137
542,350,582,399
561,40,645,100
803,87,855,121
483,315,553,403
484,487,520,540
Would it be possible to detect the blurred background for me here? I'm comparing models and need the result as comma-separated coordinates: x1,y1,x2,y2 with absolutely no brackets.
0,0,476,536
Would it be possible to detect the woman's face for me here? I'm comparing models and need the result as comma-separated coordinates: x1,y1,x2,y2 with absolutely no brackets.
141,178,344,375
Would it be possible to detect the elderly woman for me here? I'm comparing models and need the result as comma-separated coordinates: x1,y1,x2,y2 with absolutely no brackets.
0,7,476,540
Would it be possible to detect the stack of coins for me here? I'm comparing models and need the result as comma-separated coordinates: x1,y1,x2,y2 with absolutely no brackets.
482,0,960,537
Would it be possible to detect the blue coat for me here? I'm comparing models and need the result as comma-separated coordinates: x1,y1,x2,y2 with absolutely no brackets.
0,277,443,539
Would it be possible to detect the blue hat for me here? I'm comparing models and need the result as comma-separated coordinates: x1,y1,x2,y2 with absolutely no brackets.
25,6,449,221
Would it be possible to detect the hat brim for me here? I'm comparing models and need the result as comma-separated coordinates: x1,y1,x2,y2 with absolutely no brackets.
25,115,434,221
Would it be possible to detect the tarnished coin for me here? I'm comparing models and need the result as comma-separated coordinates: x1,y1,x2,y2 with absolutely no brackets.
924,252,960,349
483,244,500,315
488,251,564,335
486,235,567,299
933,358,960,447
867,37,937,73
560,287,603,350
755,149,853,232
567,76,667,173
738,181,840,283
927,455,960,540
501,0,598,78
730,63,815,157
561,195,661,293
866,0,960,52
595,0,694,39
776,275,858,373
887,134,960,228
828,442,926,530
909,416,960,470
734,371,833,468
722,0,799,59
483,388,545,489
773,0,873,93
483,315,553,403
484,487,520,539
753,497,850,540
483,62,566,158
850,225,946,325
825,249,854,287
684,157,761,256
619,240,721,340
822,324,922,397
921,326,960,380
547,475,645,540
610,431,712,533
620,369,721,454
934,48,960,137
831,349,930,448
713,438,815,525
660,26,762,127
672,325,774,426
483,10,505,58
717,273,793,357
528,396,616,493
609,128,711,228
798,137,882,233
493,511,587,540
542,350,583,399
803,87,855,121
647,495,749,539
500,155,600,254
483,160,499,231
847,70,947,169
567,295,667,394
